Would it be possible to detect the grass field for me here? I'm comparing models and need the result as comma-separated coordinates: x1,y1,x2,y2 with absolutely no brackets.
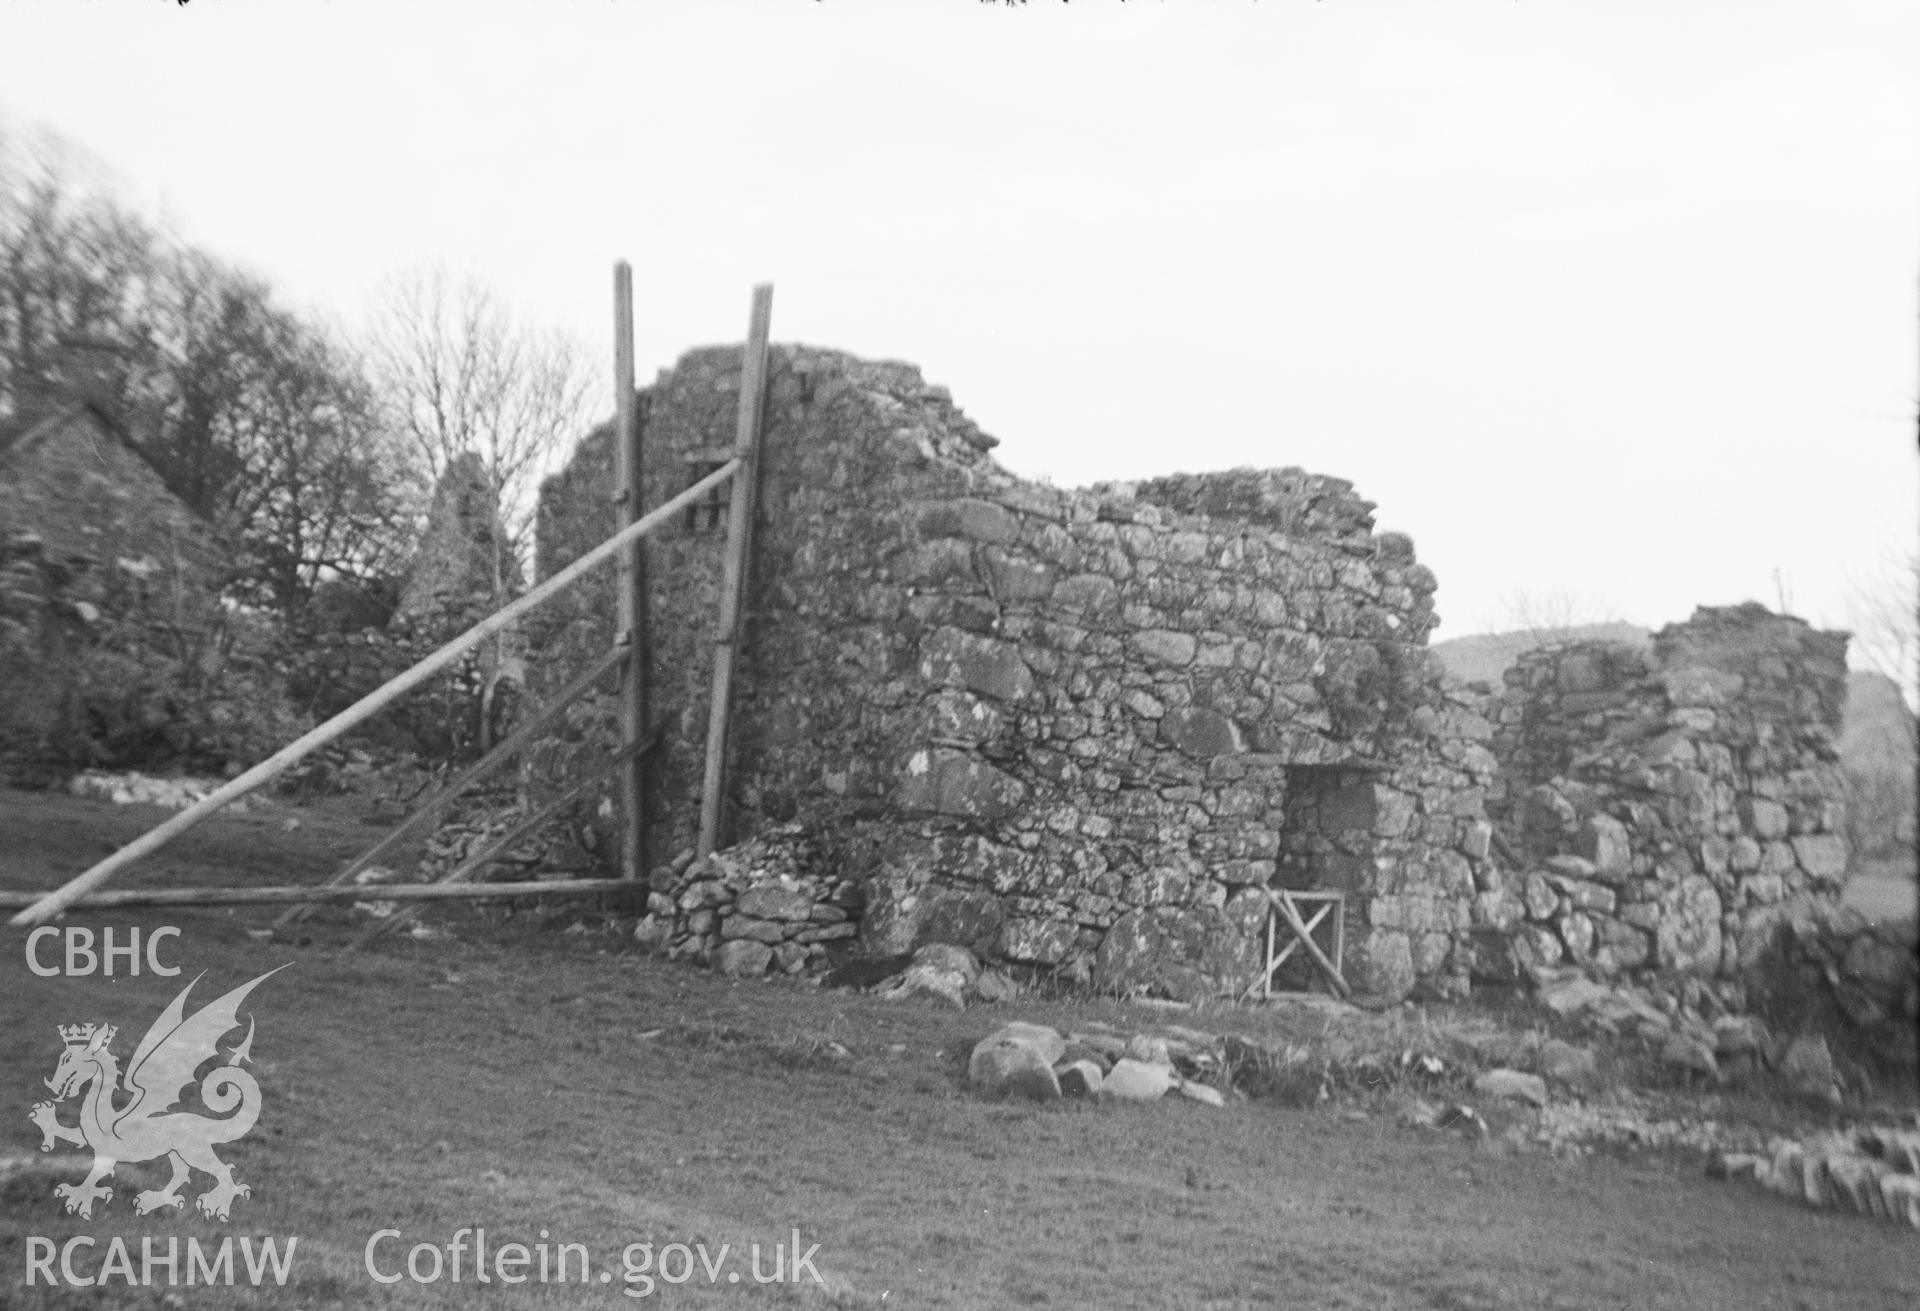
3,788,1918,1310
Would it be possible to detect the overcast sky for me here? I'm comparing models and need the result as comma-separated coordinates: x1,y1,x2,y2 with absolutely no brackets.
1,1,1914,674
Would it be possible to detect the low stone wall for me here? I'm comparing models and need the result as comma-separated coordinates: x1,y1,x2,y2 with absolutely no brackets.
1476,604,1853,983
629,824,863,976
1716,1128,1920,1231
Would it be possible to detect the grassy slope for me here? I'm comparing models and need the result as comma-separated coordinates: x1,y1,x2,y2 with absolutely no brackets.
3,791,1918,1310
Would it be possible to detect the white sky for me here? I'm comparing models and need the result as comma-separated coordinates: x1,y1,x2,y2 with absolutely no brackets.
1,0,1915,668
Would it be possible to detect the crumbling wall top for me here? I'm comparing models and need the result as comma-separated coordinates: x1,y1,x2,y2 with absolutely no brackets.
1117,468,1383,546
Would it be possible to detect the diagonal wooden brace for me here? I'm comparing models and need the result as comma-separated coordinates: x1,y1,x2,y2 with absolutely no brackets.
1259,886,1352,999
275,645,630,929
1266,901,1333,973
342,734,656,952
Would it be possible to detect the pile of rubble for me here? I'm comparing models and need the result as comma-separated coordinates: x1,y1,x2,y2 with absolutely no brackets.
1742,899,1918,1070
967,1018,1227,1106
410,787,547,883
1529,1090,1756,1157
275,745,428,799
1715,1126,1920,1230
632,825,863,977
1529,969,1850,1095
847,940,1023,1007
68,770,251,811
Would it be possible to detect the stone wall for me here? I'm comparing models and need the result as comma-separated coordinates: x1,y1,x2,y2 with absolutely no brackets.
530,345,1493,1001
1740,899,1919,1078
628,825,865,979
0,405,245,776
397,450,522,624
1476,604,1854,983
0,404,225,615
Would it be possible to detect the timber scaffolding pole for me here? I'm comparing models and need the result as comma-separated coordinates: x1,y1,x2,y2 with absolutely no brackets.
7,277,775,928
613,262,651,883
697,284,774,858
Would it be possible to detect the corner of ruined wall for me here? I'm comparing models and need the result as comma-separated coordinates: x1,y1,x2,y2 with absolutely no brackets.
522,344,1013,870
528,344,1490,1002
1474,603,1853,987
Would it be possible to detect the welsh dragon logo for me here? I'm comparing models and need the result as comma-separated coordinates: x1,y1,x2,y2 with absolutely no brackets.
28,966,286,1221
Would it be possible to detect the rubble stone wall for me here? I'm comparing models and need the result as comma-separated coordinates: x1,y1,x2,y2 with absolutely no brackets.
530,345,1494,1000
627,825,865,980
1477,604,1854,983
0,405,225,619
0,406,235,775
1741,900,1920,1076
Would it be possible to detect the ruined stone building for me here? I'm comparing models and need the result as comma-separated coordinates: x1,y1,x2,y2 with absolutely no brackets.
397,451,523,628
0,402,227,770
0,401,224,604
1478,607,1855,982
528,344,1870,1007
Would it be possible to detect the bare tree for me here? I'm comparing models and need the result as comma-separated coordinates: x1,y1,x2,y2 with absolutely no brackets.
1836,550,1919,871
366,265,598,603
1,126,415,626
1843,549,1919,711
365,266,599,750
135,253,417,617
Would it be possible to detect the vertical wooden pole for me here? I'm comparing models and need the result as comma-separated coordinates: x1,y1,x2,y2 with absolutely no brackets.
612,263,648,881
697,284,774,858
1264,908,1276,998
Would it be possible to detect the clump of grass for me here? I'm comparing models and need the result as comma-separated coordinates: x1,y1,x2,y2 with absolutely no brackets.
1223,1035,1328,1106
772,1031,856,1072
668,1019,751,1046
667,1011,861,1073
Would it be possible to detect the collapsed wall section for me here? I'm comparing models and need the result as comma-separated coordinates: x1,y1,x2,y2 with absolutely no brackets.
1476,603,1853,984
530,345,1493,1001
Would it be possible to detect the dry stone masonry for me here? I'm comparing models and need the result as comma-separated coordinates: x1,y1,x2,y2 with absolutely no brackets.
629,824,864,979
1476,605,1857,987
0,405,240,777
531,346,1497,1002
529,345,1901,1021
1715,1127,1920,1230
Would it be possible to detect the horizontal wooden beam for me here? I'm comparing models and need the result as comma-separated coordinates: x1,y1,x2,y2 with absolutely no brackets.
0,879,637,910
345,735,654,950
274,644,630,929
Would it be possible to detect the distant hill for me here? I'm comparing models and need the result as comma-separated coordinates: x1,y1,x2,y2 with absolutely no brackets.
1836,669,1919,867
1838,669,1918,774
1429,623,1652,690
